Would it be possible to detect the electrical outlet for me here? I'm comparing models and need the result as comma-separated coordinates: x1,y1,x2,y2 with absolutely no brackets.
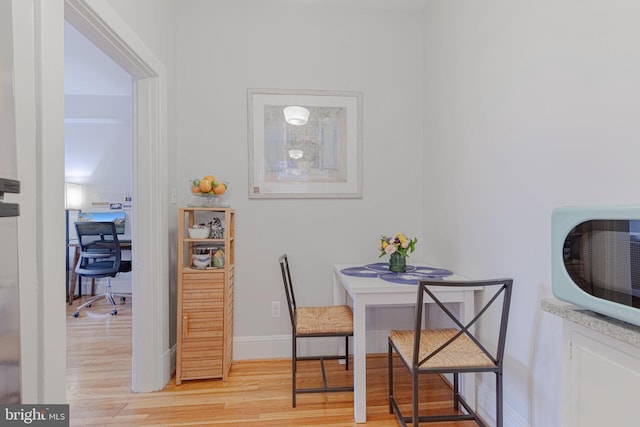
271,301,281,318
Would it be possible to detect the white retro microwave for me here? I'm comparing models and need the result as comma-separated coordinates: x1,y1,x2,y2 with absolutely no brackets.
552,205,640,327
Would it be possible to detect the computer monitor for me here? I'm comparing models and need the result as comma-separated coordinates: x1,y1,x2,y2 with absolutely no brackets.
76,211,126,234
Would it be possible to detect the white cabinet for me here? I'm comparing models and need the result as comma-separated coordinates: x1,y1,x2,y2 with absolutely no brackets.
563,321,640,427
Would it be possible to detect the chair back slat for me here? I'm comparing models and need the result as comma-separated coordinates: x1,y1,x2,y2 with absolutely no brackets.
496,280,513,362
414,278,513,370
278,254,297,329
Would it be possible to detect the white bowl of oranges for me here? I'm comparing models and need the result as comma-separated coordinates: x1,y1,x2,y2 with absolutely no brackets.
190,175,229,206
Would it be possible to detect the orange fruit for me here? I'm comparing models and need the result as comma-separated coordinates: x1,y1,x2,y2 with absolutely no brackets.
213,182,227,195
191,185,201,194
203,175,216,183
199,179,213,193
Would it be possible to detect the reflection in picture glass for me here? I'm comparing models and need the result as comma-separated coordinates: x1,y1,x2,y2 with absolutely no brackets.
263,105,347,184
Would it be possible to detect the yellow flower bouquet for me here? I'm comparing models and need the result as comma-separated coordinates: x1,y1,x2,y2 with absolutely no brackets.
378,232,417,258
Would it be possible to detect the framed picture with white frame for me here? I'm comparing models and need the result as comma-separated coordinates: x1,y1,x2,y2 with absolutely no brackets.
248,88,363,199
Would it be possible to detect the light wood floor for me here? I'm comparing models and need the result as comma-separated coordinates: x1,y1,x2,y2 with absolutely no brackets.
66,297,478,426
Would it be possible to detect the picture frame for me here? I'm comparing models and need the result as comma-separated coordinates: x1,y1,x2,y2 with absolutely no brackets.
248,88,363,198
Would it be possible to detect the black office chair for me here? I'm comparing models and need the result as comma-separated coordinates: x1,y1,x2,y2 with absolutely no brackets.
279,254,354,407
388,278,513,427
72,221,132,317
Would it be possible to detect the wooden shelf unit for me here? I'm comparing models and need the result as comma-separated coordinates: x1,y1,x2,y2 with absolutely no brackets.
176,207,234,384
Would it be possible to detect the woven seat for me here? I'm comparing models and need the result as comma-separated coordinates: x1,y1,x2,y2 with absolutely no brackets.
279,254,354,407
296,305,353,335
388,278,513,427
389,329,495,370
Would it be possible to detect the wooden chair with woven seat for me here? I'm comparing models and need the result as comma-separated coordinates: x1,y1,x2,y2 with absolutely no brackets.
388,278,513,427
278,254,354,407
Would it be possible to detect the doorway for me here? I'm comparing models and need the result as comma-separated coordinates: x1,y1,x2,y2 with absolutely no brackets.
64,0,171,393
64,16,134,382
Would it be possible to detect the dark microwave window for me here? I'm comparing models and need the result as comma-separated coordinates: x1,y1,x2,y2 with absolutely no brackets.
563,220,640,309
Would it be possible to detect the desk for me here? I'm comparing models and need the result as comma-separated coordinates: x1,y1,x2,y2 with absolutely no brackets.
67,240,132,305
333,263,481,423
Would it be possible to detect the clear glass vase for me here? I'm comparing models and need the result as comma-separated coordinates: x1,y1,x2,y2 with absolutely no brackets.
389,252,407,273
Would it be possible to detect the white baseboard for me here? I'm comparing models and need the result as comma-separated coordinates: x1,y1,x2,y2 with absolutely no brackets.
232,329,406,361
232,329,396,360
233,334,290,359
476,378,528,427
233,334,354,360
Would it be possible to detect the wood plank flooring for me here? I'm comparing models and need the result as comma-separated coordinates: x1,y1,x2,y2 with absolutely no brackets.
66,297,477,426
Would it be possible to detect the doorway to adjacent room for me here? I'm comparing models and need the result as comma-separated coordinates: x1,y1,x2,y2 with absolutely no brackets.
64,17,135,389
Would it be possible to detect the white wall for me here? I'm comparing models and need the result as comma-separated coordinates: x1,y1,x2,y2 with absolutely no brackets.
423,1,640,426
176,0,425,352
103,0,178,70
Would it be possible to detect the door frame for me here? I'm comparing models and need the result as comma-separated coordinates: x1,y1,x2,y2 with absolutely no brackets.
64,0,170,392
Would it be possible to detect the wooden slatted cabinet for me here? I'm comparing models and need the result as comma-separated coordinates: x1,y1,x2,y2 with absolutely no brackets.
176,207,234,384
